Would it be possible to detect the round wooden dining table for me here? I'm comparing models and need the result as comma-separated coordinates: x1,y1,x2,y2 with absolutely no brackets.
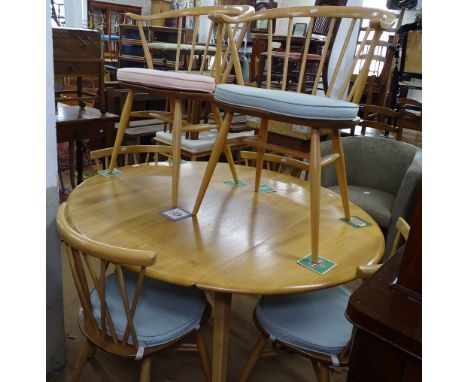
64,161,384,382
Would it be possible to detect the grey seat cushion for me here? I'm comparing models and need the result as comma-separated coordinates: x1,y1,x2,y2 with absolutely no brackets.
214,84,359,120
91,270,207,348
256,286,353,355
328,185,394,228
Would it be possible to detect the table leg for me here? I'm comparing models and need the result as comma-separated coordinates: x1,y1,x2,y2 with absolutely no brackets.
212,292,232,382
69,140,76,189
76,140,84,185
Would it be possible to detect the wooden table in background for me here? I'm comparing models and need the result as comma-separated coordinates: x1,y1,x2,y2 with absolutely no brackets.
64,162,384,382
56,105,119,188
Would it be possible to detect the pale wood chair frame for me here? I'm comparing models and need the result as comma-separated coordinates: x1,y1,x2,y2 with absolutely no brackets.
90,145,173,169
56,203,212,382
192,6,396,263
239,215,410,382
108,5,254,208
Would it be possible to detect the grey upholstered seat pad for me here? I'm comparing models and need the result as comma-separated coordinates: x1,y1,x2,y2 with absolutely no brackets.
328,185,394,228
91,270,207,347
214,84,359,120
256,286,353,355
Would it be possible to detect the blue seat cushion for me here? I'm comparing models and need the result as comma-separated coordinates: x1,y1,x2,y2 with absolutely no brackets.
256,286,353,355
214,84,359,121
90,270,207,348
328,185,394,228
102,34,120,41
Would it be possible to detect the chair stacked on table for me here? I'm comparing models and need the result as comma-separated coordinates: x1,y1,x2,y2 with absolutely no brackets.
192,5,396,265
108,5,255,208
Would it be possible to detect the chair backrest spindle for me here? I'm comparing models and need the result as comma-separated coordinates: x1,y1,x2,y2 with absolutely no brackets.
56,203,157,353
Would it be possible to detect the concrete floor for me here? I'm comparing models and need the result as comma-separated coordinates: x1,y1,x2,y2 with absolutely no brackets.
48,126,421,382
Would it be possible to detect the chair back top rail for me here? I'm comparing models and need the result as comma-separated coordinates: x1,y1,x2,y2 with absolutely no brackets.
90,145,173,169
125,5,254,83
213,6,395,100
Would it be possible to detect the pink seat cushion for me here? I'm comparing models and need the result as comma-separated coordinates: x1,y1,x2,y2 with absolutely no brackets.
117,68,215,93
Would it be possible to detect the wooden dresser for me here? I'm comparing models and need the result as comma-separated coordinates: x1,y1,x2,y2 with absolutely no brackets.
346,194,422,382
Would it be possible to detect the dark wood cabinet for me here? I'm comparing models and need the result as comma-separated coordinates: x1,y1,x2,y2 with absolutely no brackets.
118,24,184,69
346,194,422,382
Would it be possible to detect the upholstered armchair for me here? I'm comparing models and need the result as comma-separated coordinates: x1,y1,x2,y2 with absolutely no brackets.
321,136,421,259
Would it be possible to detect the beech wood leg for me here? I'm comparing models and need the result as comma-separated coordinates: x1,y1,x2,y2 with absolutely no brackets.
210,100,239,184
196,330,212,382
109,89,134,173
239,334,268,382
319,363,330,382
254,118,269,192
171,98,183,208
69,140,76,189
309,128,321,263
70,339,94,382
192,111,234,215
212,292,232,382
139,357,151,382
330,130,350,220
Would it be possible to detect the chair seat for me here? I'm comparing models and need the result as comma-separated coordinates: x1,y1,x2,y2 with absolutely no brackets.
261,50,322,61
155,129,254,154
148,42,217,53
117,68,215,93
327,185,394,228
256,287,353,355
214,84,359,120
91,270,207,348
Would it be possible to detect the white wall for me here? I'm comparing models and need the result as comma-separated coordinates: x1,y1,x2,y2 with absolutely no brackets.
46,0,66,374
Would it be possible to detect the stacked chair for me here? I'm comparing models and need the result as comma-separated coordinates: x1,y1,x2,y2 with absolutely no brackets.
192,6,396,264
108,5,254,208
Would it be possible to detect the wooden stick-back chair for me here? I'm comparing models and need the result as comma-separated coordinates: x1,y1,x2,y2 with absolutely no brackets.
56,203,212,382
239,215,410,382
90,145,173,170
192,6,396,263
108,5,254,208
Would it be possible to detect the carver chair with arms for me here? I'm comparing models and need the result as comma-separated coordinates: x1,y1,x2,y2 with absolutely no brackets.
56,203,212,382
192,6,396,263
238,215,410,382
108,5,254,208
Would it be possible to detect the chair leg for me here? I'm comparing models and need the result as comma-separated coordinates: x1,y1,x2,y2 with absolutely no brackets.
192,111,234,215
139,357,152,382
239,334,268,382
330,130,350,220
254,118,269,192
195,330,212,382
109,89,134,173
171,98,183,208
210,100,239,184
309,128,322,263
319,363,331,382
69,339,94,382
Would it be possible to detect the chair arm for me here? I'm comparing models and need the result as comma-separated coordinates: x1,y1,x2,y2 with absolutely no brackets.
383,150,421,259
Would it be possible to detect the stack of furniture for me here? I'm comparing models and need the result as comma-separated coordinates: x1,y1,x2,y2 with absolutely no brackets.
87,0,142,61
